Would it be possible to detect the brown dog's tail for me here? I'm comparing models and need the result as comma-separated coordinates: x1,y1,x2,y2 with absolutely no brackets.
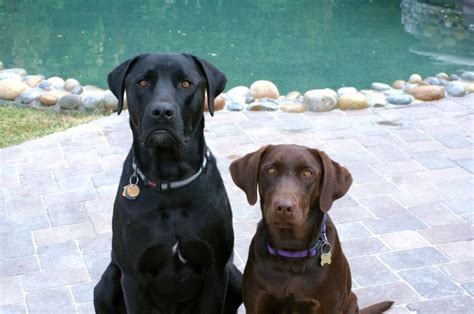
360,301,394,314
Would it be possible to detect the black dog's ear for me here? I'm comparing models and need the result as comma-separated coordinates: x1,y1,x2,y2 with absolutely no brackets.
107,55,142,115
311,149,352,212
229,146,269,205
188,54,227,116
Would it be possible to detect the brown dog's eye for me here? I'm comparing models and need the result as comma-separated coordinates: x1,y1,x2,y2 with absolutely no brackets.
138,80,149,87
303,170,313,177
267,167,276,175
181,80,191,88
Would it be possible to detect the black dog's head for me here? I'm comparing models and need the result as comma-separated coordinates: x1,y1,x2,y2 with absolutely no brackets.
107,53,226,148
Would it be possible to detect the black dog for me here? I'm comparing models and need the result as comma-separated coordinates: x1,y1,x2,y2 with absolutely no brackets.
93,53,242,314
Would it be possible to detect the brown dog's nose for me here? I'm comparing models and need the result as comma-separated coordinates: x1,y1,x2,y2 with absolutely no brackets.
274,199,295,215
150,102,175,120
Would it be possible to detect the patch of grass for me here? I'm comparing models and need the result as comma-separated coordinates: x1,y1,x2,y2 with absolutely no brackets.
0,104,103,148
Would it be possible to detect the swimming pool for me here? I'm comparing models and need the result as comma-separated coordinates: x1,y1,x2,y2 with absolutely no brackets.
0,0,473,93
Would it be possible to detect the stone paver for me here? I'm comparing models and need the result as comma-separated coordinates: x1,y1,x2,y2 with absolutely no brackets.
0,95,473,312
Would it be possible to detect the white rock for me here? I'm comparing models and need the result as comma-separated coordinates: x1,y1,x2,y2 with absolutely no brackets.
226,86,250,103
303,89,337,112
337,87,358,97
46,76,65,89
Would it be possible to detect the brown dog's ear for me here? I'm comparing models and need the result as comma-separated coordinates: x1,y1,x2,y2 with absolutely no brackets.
312,149,352,212
107,54,143,115
229,146,269,205
187,54,227,117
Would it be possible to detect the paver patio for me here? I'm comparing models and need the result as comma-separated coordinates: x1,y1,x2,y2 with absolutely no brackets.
1,94,473,313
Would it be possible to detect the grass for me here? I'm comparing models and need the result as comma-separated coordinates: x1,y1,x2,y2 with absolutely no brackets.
0,104,102,148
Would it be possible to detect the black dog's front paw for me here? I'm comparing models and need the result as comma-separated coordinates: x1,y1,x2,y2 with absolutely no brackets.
178,239,215,270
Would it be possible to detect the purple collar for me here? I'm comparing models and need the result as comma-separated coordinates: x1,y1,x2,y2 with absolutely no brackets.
266,214,327,259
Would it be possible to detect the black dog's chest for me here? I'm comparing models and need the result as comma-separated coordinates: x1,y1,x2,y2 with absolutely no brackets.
120,200,199,242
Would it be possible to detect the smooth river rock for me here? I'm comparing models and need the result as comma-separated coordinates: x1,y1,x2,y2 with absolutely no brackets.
392,80,406,90
445,82,466,97
384,89,404,96
337,87,358,96
39,92,57,106
338,93,368,110
226,86,250,103
103,90,119,111
303,89,337,112
247,98,278,111
424,77,441,86
39,90,68,106
226,102,244,111
465,84,474,94
367,93,387,107
20,87,42,104
46,77,65,89
64,78,80,92
285,91,302,100
0,68,27,76
386,94,413,105
0,71,22,81
280,101,306,113
403,83,418,93
461,72,474,81
371,82,391,91
26,75,44,88
204,94,225,112
58,94,82,110
38,81,52,90
0,79,28,100
249,80,280,99
408,85,445,101
408,73,423,84
435,72,450,81
81,91,104,111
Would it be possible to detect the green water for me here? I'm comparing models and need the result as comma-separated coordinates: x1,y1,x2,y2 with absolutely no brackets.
1,0,473,93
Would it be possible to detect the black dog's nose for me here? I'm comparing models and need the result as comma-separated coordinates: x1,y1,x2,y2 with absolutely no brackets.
274,199,295,215
149,102,176,120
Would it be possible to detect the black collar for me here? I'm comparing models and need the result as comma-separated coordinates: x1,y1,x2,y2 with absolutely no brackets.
132,148,211,191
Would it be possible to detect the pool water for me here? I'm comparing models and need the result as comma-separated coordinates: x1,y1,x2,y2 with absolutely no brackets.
1,0,473,93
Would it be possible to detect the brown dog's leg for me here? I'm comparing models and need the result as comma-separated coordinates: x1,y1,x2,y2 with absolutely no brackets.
255,291,277,314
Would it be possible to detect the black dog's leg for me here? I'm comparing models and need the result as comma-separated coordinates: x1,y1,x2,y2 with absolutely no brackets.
223,262,243,314
121,274,152,314
94,262,126,314
196,266,226,314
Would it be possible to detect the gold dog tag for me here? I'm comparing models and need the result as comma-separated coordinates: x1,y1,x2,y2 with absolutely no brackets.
122,184,140,200
321,252,332,266
320,242,332,266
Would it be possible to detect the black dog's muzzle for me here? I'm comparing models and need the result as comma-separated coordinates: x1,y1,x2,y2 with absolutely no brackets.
140,102,187,147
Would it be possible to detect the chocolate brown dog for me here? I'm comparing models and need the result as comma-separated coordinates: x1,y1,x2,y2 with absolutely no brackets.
230,144,393,314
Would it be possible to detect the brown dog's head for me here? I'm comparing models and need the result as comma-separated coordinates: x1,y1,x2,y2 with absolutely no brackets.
229,144,352,228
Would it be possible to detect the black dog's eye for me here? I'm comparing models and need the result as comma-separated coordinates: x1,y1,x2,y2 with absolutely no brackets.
138,79,149,87
181,80,191,89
